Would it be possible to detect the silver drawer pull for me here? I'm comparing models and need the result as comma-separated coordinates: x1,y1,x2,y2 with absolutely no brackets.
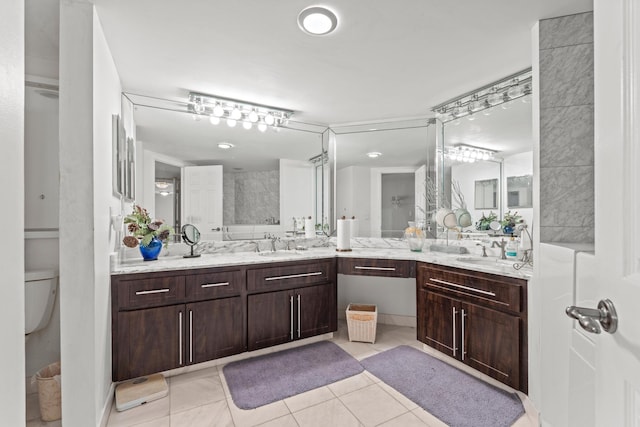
429,278,496,297
201,282,230,288
354,266,396,271
265,271,323,281
135,288,170,296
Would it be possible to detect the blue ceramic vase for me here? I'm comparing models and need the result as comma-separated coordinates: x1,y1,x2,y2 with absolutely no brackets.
139,236,162,261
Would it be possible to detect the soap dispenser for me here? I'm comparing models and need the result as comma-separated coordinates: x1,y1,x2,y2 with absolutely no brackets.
505,234,518,259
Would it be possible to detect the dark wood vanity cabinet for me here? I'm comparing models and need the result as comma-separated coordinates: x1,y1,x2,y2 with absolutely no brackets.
338,257,416,278
111,267,245,381
416,262,527,392
112,258,337,381
247,259,337,351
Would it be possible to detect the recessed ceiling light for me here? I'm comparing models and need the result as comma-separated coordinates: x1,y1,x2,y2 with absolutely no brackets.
298,6,338,36
367,152,382,158
217,142,234,149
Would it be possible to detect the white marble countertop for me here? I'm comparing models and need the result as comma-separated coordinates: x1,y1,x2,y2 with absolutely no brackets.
112,244,532,280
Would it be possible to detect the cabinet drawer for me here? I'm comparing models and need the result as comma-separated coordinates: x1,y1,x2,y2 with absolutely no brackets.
118,276,185,309
419,264,524,313
248,259,335,292
185,269,243,300
338,257,415,278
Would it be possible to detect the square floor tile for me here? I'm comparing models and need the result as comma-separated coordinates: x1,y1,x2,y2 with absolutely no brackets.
377,411,429,427
327,372,373,397
171,400,233,427
293,398,361,427
339,384,407,427
169,367,226,413
284,386,334,413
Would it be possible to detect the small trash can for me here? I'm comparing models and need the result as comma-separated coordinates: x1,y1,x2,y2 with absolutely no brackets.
35,361,61,422
346,304,377,343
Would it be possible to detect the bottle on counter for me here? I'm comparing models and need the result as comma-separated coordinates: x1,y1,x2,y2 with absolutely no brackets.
505,234,518,259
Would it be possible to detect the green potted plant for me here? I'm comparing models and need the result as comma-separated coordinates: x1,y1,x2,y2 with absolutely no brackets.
475,211,497,231
500,210,522,234
122,205,173,261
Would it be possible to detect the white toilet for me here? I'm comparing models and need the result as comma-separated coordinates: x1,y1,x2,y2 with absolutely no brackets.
25,270,58,338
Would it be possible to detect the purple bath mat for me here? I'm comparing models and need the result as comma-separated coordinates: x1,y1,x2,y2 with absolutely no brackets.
222,341,363,409
361,346,525,427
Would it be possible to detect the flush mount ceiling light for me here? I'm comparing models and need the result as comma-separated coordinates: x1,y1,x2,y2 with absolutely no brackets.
155,181,170,189
366,151,382,158
433,68,532,123
217,142,234,149
298,6,338,36
188,92,293,131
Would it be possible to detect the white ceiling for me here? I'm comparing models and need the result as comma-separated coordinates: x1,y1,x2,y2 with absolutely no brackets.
26,0,591,167
90,0,591,125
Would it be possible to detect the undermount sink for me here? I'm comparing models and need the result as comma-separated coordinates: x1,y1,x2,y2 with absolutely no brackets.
455,257,507,267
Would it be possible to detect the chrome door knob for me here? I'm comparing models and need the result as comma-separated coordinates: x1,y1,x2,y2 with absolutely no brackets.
565,299,618,334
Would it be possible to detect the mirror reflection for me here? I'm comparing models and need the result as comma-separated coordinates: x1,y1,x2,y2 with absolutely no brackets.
333,120,437,238
128,95,328,241
442,96,533,232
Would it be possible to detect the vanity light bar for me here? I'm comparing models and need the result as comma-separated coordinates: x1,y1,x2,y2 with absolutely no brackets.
444,144,496,163
432,68,532,123
188,92,294,130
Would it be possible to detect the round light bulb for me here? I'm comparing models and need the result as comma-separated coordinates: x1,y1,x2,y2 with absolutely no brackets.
231,107,242,120
227,118,237,127
193,102,205,114
264,113,275,126
213,104,224,117
248,110,259,123
242,121,252,130
482,153,490,160
258,122,267,132
209,116,220,125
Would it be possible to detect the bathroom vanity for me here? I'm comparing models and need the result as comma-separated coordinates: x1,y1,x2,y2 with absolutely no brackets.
111,257,337,381
417,262,528,392
111,247,529,393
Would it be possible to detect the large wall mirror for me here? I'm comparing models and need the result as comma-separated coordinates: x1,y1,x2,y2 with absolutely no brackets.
127,94,330,241
440,81,533,232
333,119,437,238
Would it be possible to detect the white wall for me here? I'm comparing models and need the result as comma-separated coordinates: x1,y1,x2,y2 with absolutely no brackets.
503,151,534,227
59,3,120,425
0,1,26,424
337,275,416,319
336,166,371,236
280,159,315,226
452,160,501,228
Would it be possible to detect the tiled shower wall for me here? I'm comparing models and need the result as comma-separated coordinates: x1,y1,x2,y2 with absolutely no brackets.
539,12,594,243
223,170,280,224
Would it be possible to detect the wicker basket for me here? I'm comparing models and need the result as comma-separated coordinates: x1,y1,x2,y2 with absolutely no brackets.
346,304,377,343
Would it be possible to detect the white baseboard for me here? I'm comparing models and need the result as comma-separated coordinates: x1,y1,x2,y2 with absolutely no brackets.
99,382,116,427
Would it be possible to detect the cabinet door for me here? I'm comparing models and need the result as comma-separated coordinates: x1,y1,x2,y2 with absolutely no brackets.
462,302,520,389
247,290,293,351
115,305,183,381
422,291,458,358
297,284,336,339
187,297,244,365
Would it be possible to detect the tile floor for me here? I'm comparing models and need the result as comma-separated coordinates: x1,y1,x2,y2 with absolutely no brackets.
27,321,539,426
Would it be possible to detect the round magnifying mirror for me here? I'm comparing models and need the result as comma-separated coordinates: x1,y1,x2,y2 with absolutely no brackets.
181,224,201,258
489,220,502,232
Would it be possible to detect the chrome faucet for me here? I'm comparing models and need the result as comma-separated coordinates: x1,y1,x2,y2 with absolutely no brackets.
270,236,279,252
491,238,507,260
476,243,488,257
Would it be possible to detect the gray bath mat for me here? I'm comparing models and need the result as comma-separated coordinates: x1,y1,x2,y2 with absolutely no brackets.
361,345,525,427
222,341,363,409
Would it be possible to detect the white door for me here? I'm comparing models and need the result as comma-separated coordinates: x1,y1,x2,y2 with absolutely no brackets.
590,1,640,424
182,165,223,240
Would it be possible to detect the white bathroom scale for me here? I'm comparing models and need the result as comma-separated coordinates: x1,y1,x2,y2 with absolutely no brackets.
115,373,168,411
